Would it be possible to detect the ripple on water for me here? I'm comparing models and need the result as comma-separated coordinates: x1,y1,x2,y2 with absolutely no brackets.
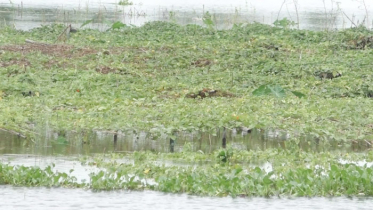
1,186,373,210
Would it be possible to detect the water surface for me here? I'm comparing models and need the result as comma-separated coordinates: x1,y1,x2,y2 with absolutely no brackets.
0,127,369,156
1,0,373,209
1,186,373,210
1,129,372,209
0,0,372,30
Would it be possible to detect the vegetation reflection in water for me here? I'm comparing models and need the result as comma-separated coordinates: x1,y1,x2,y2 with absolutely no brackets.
0,128,370,156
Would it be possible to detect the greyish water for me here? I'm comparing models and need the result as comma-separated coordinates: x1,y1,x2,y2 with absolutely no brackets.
0,0,372,30
1,186,373,210
1,0,373,209
1,128,372,209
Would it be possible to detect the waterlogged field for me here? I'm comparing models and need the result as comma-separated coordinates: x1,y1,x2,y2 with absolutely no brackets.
1,21,373,198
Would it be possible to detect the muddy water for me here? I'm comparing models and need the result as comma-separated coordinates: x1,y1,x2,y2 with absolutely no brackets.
1,129,372,209
0,128,368,156
1,186,373,210
0,129,116,155
0,0,372,30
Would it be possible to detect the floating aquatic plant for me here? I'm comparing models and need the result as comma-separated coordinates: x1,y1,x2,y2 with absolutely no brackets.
0,22,373,144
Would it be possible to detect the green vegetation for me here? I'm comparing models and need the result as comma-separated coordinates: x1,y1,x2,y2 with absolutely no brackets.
91,148,373,197
118,0,133,6
0,163,81,187
1,147,373,197
1,22,373,144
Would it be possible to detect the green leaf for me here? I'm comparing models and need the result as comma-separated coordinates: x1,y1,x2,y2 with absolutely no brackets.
203,11,214,27
56,136,68,144
109,21,127,31
252,84,286,98
291,91,306,98
263,176,272,185
80,20,93,28
234,168,243,175
330,165,339,172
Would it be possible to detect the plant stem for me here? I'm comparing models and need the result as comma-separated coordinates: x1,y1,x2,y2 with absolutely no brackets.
292,0,300,29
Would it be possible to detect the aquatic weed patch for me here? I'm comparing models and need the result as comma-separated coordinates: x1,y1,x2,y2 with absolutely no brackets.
1,22,373,142
0,164,80,187
84,149,373,197
1,149,373,197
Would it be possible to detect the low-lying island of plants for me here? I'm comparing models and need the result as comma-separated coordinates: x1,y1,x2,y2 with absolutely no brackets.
0,22,373,141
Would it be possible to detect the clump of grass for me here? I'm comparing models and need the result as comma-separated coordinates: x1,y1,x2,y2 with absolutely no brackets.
118,0,133,6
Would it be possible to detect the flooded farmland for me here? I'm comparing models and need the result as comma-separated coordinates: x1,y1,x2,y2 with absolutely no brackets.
1,0,373,209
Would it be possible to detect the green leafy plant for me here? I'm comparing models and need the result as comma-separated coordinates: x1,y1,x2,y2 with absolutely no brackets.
252,84,305,98
80,20,93,28
203,11,215,29
1,21,373,146
107,21,128,31
118,0,133,6
273,18,296,29
217,148,233,163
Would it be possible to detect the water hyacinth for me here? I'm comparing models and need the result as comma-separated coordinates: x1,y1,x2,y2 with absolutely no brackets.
0,22,373,144
1,21,373,198
1,148,373,197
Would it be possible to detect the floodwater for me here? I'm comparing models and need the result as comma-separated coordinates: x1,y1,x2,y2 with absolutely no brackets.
1,186,373,210
0,0,372,30
0,154,97,183
1,0,373,208
0,127,368,156
1,129,373,209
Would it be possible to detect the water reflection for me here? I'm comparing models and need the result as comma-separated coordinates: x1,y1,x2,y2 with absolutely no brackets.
0,129,115,155
1,129,372,209
0,0,372,31
0,127,370,157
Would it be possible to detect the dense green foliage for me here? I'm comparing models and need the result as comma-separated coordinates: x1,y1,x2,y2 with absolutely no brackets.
0,164,80,187
1,22,373,142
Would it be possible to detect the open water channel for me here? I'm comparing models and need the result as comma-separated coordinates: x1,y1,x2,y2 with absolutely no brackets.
1,0,373,209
